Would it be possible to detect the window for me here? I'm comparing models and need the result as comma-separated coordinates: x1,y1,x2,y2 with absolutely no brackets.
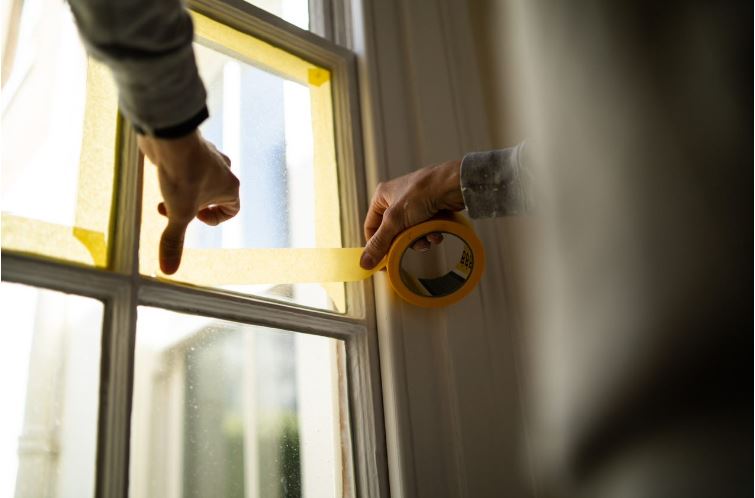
1,0,386,497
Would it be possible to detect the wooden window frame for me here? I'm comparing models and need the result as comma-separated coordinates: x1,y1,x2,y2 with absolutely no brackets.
0,0,388,496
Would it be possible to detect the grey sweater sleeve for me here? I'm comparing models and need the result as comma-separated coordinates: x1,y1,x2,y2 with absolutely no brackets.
460,142,532,218
67,0,207,135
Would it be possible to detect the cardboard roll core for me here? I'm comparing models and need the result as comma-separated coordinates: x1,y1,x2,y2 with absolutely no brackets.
399,233,472,298
380,215,485,308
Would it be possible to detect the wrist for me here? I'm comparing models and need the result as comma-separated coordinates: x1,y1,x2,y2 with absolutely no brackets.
132,106,209,139
138,130,205,183
436,160,464,211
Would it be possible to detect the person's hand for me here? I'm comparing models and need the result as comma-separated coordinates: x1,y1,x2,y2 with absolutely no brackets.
361,160,465,269
138,130,240,274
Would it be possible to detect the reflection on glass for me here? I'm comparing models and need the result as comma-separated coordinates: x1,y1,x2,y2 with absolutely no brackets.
140,17,346,313
130,307,348,498
243,0,309,30
0,282,103,498
1,0,118,267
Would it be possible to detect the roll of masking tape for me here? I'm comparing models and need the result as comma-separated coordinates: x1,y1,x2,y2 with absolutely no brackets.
155,213,484,308
378,213,485,307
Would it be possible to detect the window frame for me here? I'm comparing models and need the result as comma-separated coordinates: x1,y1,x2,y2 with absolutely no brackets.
0,0,388,496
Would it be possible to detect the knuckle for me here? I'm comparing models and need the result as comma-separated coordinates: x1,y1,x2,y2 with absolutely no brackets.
383,207,397,224
368,229,387,248
161,229,185,246
383,206,406,230
371,184,385,204
228,173,240,191
161,239,183,254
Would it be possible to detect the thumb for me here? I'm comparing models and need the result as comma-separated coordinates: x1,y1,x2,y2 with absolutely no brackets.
160,219,188,274
361,211,403,269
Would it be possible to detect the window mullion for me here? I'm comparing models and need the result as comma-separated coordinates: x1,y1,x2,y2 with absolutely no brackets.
95,284,137,498
110,122,143,276
345,329,389,497
97,114,142,498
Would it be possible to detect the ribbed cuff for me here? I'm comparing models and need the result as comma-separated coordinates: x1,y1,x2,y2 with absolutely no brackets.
460,143,530,218
133,106,209,138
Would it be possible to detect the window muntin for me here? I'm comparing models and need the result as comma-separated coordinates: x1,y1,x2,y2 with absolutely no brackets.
130,306,348,498
139,12,345,312
0,282,103,498
0,0,118,268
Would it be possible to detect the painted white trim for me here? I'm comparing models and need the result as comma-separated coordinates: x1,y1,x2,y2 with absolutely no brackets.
350,0,534,496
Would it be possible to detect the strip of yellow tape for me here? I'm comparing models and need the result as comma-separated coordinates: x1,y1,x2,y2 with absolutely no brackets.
4,211,482,309
159,247,376,286
144,215,485,308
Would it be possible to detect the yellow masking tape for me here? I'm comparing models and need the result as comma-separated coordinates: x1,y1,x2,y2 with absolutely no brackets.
191,12,326,87
1,58,117,268
1,214,107,266
144,214,485,308
155,248,371,285
384,215,485,308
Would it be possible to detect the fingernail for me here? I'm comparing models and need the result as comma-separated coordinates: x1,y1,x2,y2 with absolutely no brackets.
160,259,178,275
360,253,374,269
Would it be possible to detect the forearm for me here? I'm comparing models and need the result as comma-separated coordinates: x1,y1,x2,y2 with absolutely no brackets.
67,0,207,135
460,142,532,218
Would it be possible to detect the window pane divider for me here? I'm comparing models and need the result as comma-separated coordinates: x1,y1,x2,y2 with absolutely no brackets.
96,284,136,498
138,278,365,339
1,252,130,298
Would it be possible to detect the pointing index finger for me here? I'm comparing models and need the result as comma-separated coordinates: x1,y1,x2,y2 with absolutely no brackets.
159,219,189,274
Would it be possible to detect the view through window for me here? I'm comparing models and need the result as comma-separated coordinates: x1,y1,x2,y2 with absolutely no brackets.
130,307,346,498
0,282,102,498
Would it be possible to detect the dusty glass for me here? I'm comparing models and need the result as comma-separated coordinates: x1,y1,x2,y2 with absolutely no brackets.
130,306,349,498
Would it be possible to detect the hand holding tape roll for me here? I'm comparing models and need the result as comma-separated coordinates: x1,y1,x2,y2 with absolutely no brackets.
160,213,484,308
376,213,485,307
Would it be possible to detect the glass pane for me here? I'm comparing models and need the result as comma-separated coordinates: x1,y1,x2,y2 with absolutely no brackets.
243,0,309,30
0,282,103,498
130,306,350,498
139,13,346,312
1,0,118,267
